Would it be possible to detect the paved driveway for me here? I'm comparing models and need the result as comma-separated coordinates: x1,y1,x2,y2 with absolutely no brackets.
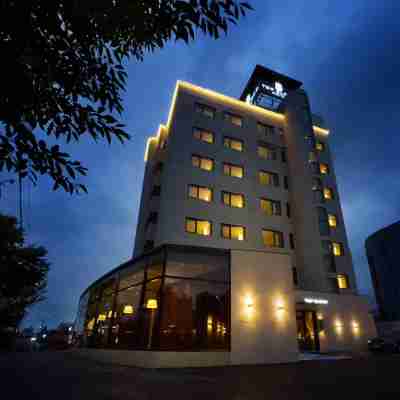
1,351,400,399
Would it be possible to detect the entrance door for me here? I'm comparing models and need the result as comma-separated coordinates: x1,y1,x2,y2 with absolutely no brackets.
296,310,320,352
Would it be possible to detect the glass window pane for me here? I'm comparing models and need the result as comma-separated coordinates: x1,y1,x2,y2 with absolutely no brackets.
324,188,333,200
231,226,245,241
274,232,283,247
202,131,214,143
222,192,230,206
197,220,211,236
188,185,197,199
201,158,213,171
258,146,268,159
147,252,164,280
222,225,230,239
262,230,274,247
224,138,230,148
231,194,244,208
186,218,196,233
198,187,212,202
231,140,243,152
231,115,242,126
230,165,243,178
159,279,230,350
320,163,329,174
328,214,337,228
192,156,199,167
193,129,201,140
261,199,272,216
337,274,348,289
119,262,145,290
223,164,230,175
333,242,343,256
259,171,269,185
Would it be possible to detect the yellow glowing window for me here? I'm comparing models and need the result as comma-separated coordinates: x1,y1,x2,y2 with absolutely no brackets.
319,163,329,175
188,185,212,202
258,144,276,160
221,224,245,241
315,141,325,151
337,274,349,289
193,128,214,144
332,242,343,256
185,218,211,236
222,191,244,208
224,112,242,127
262,229,284,248
260,199,281,216
192,155,214,171
195,103,215,118
323,187,333,200
223,163,243,178
259,170,279,186
224,137,243,152
328,214,337,228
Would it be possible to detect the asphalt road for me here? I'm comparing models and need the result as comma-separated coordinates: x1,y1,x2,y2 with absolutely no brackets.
1,351,400,399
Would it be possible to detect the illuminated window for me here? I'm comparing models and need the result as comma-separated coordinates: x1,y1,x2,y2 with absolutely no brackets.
192,155,214,171
328,214,337,228
224,137,243,152
223,163,243,178
257,143,277,160
262,229,284,248
188,185,213,202
222,191,245,208
193,128,214,144
337,274,349,289
195,103,215,119
260,198,281,216
319,163,329,175
323,187,334,200
316,141,325,151
221,224,245,241
332,242,343,256
185,218,212,236
259,170,279,186
257,122,274,136
224,112,242,127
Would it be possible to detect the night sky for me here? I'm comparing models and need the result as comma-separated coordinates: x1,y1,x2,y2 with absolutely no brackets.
2,1,400,328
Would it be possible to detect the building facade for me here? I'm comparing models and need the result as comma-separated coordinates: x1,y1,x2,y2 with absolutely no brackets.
76,66,376,367
366,221,400,326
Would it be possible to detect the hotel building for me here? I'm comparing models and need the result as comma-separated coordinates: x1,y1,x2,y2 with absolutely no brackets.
76,66,376,367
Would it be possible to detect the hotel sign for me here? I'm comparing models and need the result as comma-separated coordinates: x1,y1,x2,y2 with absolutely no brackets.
304,298,328,305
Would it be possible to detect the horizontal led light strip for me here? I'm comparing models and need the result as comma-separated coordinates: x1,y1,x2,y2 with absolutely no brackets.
145,81,329,161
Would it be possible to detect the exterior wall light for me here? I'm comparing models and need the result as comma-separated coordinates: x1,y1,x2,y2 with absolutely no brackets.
123,305,134,315
351,321,360,336
275,298,286,321
335,319,344,335
97,314,106,322
245,296,254,309
146,299,158,309
304,298,328,305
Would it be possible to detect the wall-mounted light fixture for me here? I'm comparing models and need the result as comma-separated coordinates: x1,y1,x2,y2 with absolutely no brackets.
351,320,360,336
275,298,286,321
146,299,158,310
304,297,328,305
123,305,134,315
335,319,344,335
245,295,254,309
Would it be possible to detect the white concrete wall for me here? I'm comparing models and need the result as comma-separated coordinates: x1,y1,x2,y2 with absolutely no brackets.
295,290,377,352
230,250,299,364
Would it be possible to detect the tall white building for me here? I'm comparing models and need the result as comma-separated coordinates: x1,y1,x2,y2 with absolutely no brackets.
77,66,376,367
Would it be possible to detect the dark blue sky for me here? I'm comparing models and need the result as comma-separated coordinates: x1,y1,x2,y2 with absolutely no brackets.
2,1,400,328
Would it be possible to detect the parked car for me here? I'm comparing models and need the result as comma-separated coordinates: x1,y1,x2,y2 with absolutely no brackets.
368,337,400,353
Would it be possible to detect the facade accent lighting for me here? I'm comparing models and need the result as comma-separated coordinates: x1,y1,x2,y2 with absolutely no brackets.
304,298,328,305
146,299,158,310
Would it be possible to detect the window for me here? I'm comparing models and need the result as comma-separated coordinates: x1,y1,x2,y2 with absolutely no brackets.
332,242,343,256
328,214,337,228
222,191,245,208
185,218,212,236
224,137,243,152
192,155,214,171
319,163,329,175
284,176,289,190
260,198,281,216
193,128,214,144
289,233,295,249
257,122,274,136
223,163,244,178
315,141,325,151
195,103,215,118
259,170,279,186
281,148,287,163
286,203,291,218
188,185,213,202
221,224,245,241
257,143,277,160
262,229,284,248
337,274,349,289
224,112,242,127
323,187,334,200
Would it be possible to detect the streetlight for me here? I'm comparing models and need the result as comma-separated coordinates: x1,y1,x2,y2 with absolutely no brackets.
0,179,15,199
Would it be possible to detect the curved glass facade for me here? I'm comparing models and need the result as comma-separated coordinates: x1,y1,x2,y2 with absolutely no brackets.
76,245,230,351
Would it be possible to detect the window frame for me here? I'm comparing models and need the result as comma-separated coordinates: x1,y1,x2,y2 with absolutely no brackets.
187,184,213,203
224,112,243,127
315,141,325,152
259,170,279,187
192,154,214,172
257,142,277,160
224,136,244,152
319,163,330,175
221,223,246,241
337,274,349,289
332,241,344,256
323,187,334,200
257,122,274,136
185,217,212,237
223,162,244,178
221,191,245,208
193,127,214,144
262,229,284,248
195,102,215,119
328,213,337,228
260,198,282,216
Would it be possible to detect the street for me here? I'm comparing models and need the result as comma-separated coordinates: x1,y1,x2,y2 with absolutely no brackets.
1,351,399,399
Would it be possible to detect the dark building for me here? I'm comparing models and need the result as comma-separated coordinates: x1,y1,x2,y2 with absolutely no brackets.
366,221,400,321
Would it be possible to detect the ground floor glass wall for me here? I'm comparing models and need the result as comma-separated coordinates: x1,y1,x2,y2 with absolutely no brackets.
77,246,230,351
